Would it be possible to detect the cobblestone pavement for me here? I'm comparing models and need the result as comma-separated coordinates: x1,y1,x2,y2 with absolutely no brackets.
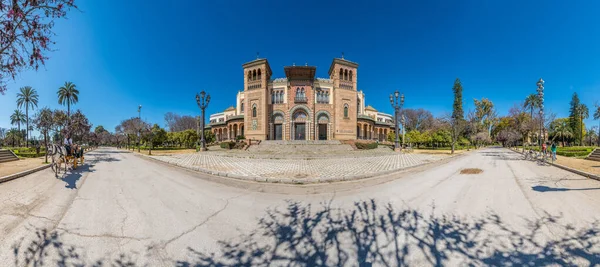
149,152,448,181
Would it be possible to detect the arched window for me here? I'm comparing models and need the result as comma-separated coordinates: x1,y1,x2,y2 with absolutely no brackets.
252,104,257,117
349,70,353,81
247,71,251,81
344,104,349,118
301,87,305,97
296,88,300,97
271,91,275,104
344,69,348,81
279,91,283,103
340,68,344,80
357,99,361,114
257,69,262,80
241,101,244,113
252,70,257,80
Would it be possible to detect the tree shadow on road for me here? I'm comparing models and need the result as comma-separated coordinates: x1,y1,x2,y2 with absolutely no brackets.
532,185,600,192
177,200,600,266
11,228,138,267
10,200,600,266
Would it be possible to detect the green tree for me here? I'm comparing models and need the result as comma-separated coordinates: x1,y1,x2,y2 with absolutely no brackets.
33,108,54,162
57,81,79,124
594,104,600,146
450,78,465,154
549,118,573,147
16,86,39,147
523,94,540,119
10,109,26,146
568,93,582,144
204,130,216,144
150,124,168,147
94,125,107,134
575,103,589,146
6,128,20,147
474,98,496,137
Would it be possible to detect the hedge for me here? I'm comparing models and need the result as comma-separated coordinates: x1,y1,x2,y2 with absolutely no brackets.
356,142,378,150
557,151,591,157
220,142,235,149
16,152,46,158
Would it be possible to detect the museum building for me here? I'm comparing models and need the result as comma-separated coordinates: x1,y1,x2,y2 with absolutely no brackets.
208,56,396,141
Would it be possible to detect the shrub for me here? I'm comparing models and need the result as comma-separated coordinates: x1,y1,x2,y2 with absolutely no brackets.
356,142,378,150
236,135,246,141
233,141,247,149
220,141,236,149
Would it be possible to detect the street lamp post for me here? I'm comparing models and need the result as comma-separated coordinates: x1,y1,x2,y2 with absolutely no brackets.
389,90,405,152
196,91,210,152
401,114,406,148
536,78,544,150
137,105,142,152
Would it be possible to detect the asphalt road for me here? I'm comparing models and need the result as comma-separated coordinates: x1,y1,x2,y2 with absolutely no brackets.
1,147,599,266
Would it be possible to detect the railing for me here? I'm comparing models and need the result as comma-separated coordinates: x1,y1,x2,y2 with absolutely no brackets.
294,96,307,103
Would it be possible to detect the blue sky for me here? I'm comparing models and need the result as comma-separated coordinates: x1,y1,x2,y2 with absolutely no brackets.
1,0,600,134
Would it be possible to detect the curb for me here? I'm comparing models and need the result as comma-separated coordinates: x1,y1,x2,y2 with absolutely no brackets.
509,148,600,182
0,164,51,183
0,147,99,184
135,152,463,185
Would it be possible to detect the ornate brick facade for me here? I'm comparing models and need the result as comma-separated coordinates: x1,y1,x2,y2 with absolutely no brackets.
209,57,395,141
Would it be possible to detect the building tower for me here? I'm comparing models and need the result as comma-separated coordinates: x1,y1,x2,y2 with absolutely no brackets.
242,58,272,140
328,57,359,140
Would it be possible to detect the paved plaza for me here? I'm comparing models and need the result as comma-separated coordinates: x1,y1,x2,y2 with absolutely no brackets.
1,147,600,266
148,151,447,182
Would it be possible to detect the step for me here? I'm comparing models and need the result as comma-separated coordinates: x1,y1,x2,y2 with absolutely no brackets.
0,157,18,163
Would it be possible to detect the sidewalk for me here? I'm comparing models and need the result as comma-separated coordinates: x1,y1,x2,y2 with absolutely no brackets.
552,155,600,176
0,157,48,177
511,148,600,179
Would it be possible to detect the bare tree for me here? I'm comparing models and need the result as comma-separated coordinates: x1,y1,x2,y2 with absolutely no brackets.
401,108,434,132
164,112,197,132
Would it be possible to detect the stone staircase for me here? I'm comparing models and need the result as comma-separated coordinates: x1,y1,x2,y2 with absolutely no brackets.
248,140,354,154
0,149,19,163
587,148,600,162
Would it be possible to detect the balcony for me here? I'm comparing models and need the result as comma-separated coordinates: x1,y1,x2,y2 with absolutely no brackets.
339,80,353,90
247,80,262,90
294,96,307,103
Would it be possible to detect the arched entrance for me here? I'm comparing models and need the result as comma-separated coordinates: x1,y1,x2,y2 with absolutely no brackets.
292,109,308,140
316,112,330,140
272,113,284,140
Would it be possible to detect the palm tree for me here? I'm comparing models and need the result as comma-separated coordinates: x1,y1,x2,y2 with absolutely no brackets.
6,128,20,147
594,104,600,146
10,109,26,146
552,121,573,147
576,103,589,146
524,94,540,119
57,81,79,126
16,86,39,147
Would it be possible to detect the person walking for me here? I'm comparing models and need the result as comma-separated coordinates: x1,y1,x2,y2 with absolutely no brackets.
551,142,557,162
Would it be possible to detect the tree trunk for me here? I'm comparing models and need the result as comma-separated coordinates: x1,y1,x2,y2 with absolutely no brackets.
44,131,48,163
26,106,29,148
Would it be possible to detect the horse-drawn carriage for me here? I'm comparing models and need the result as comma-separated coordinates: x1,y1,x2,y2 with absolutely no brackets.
47,144,85,177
